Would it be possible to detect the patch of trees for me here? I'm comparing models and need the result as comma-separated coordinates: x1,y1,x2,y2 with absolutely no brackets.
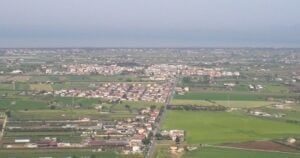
5,110,11,117
286,119,299,124
167,104,226,111
155,133,171,140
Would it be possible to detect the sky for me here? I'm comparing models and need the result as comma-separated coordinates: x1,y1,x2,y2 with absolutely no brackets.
0,0,300,47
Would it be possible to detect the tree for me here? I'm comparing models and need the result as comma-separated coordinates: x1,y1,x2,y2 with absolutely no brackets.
175,136,180,144
5,110,11,118
125,104,131,113
90,154,96,158
125,104,130,109
155,133,162,140
50,105,56,110
150,105,156,112
182,76,191,83
142,137,150,145
148,131,153,138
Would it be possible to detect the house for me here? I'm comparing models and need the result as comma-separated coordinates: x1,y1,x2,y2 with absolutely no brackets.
169,130,185,142
10,70,23,74
14,139,30,143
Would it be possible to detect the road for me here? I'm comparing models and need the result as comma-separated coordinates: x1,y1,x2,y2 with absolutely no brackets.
0,114,8,144
146,78,177,158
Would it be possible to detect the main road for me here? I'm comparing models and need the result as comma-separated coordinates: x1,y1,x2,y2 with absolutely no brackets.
146,77,178,158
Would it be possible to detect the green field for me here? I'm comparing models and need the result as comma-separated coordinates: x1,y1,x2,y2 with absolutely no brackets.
52,82,93,90
30,83,53,91
3,131,82,143
163,111,300,144
171,99,275,108
0,97,49,110
216,100,275,108
183,147,300,158
0,83,13,90
171,99,215,106
0,96,160,111
11,109,135,120
175,91,295,101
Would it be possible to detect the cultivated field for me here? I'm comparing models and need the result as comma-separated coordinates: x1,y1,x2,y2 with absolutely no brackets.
0,149,142,158
175,91,294,101
163,111,300,144
183,147,300,158
171,99,275,108
30,83,53,91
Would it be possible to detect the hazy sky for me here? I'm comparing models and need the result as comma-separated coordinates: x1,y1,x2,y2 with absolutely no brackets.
0,0,300,47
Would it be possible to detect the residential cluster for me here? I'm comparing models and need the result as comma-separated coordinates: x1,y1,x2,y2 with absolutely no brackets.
52,82,172,103
4,107,164,154
61,64,143,75
39,64,241,81
145,64,240,81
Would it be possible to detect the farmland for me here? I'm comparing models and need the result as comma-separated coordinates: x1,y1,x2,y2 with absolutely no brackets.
182,147,300,158
30,83,53,91
163,111,300,144
0,149,142,158
174,91,295,101
171,99,275,108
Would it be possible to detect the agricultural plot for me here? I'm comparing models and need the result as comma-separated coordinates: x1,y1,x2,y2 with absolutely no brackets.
175,91,267,101
176,90,298,101
215,101,275,108
111,100,163,112
15,82,30,91
170,99,215,106
254,106,300,122
30,83,53,91
0,149,135,158
262,83,290,94
10,109,135,121
0,97,49,110
0,83,13,90
52,82,93,90
29,75,61,82
6,76,31,82
171,99,275,108
3,131,82,144
183,147,300,158
163,111,300,144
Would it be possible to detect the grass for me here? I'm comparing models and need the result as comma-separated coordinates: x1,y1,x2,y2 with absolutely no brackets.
163,111,300,144
183,147,300,158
